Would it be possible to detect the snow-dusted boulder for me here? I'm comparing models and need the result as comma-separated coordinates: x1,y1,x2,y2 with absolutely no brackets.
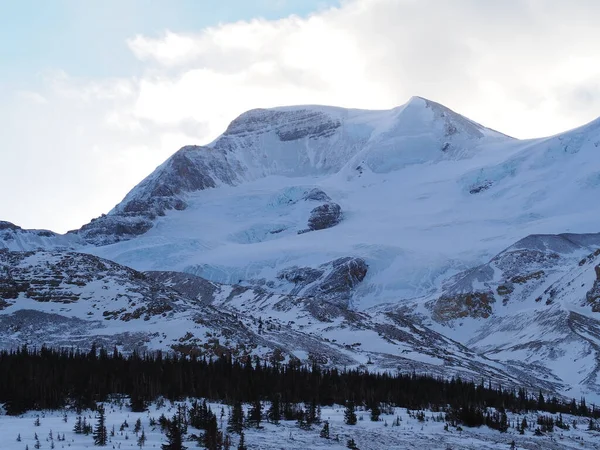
307,202,342,231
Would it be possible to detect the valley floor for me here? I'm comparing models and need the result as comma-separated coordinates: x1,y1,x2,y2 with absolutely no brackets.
2,401,600,450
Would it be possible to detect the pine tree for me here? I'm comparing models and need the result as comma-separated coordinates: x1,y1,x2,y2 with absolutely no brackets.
370,402,381,422
137,429,146,449
320,421,330,439
267,395,281,424
93,404,108,446
347,438,359,449
248,399,262,428
134,418,142,434
202,415,220,450
344,401,357,425
162,414,187,450
73,416,83,434
228,401,244,434
307,399,320,425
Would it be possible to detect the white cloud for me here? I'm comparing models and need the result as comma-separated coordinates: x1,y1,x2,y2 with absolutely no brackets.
3,0,600,232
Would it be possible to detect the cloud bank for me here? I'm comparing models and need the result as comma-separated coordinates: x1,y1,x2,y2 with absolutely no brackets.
3,0,600,232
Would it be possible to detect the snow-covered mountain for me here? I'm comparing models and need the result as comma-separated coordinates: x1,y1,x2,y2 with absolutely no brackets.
3,96,600,400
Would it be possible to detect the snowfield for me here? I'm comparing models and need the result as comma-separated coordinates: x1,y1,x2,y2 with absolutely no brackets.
2,400,600,450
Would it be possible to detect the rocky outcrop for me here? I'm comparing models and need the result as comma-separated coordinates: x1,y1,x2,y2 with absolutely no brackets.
222,108,341,142
145,271,219,305
75,146,244,245
277,266,324,285
586,265,600,312
276,257,368,307
305,257,368,305
0,221,73,251
432,291,495,322
76,215,154,246
302,188,331,202
307,202,343,231
0,221,21,231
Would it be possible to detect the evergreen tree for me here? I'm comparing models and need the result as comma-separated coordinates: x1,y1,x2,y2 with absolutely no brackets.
370,402,381,422
347,438,359,449
248,399,262,428
93,404,108,446
320,421,330,439
228,401,244,434
134,418,142,433
162,414,187,450
202,415,220,450
344,401,357,425
307,399,320,425
137,429,146,449
267,395,281,424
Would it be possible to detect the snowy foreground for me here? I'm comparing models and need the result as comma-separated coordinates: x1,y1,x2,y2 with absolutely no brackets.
2,401,600,450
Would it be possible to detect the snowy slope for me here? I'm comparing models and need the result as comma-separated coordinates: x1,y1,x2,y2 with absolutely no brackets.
418,233,600,401
1,249,556,395
3,402,600,450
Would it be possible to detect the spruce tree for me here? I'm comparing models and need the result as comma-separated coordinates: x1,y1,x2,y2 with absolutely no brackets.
307,399,320,425
202,415,220,450
370,402,381,422
344,401,357,425
134,418,142,434
228,401,244,434
320,421,330,439
137,429,146,449
267,395,281,424
347,438,359,449
248,399,262,428
162,414,186,450
93,404,108,446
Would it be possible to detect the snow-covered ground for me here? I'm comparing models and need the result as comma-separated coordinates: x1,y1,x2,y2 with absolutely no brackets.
2,400,600,450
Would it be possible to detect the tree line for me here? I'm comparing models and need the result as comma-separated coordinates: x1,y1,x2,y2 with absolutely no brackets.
0,345,597,427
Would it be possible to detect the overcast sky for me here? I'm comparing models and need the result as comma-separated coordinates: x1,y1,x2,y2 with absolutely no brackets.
2,0,600,233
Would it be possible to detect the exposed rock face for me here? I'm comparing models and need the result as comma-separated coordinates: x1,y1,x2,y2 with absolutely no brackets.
0,250,283,358
430,234,600,322
305,257,368,305
145,271,219,305
307,202,342,231
0,221,73,251
77,215,154,246
432,291,495,322
0,221,21,231
75,146,244,245
277,266,324,285
222,108,341,141
276,257,368,307
302,188,331,202
586,265,600,312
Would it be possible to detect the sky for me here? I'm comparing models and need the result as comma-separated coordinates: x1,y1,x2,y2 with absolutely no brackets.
1,0,600,233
